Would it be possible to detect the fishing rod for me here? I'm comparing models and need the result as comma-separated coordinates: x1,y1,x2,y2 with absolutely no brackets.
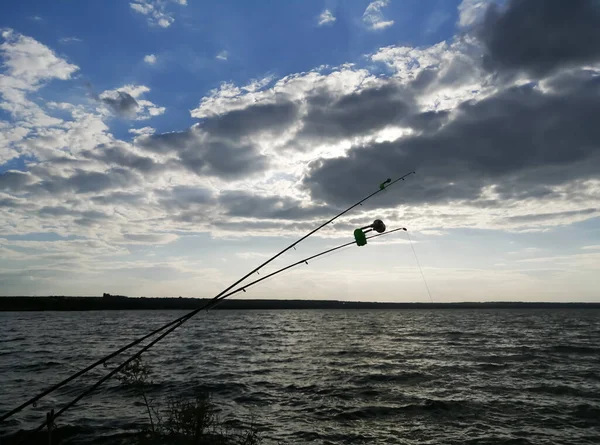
18,226,408,442
3,170,414,425
205,227,408,311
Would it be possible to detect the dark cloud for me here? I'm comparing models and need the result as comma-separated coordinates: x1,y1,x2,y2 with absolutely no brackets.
91,191,147,206
219,191,336,220
200,140,267,176
411,69,438,91
0,170,34,193
479,0,600,77
0,196,22,208
65,168,139,194
122,233,175,243
82,144,163,174
542,69,600,94
155,186,215,211
137,128,268,178
504,208,597,223
201,100,299,139
138,130,193,155
205,218,316,233
38,206,110,226
408,53,482,95
299,83,414,141
101,91,139,118
38,206,107,219
491,183,558,201
154,187,333,227
30,168,140,195
405,110,451,133
303,75,600,207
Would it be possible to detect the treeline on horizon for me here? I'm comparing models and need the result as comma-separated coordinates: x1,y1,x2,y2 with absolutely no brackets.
0,295,599,311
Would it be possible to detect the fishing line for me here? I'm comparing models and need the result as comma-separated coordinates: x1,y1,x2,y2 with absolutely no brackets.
406,230,433,302
17,228,407,443
8,171,414,433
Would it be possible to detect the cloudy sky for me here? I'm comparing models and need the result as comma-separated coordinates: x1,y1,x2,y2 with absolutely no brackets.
0,0,598,301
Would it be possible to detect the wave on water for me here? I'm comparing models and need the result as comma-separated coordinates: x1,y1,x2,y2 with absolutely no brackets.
527,384,600,399
335,399,474,421
572,404,600,420
349,371,429,385
549,345,600,355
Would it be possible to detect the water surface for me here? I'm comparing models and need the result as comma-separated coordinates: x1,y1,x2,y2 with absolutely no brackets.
1,309,600,444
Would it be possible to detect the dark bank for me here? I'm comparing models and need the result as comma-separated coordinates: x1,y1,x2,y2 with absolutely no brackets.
1,295,599,311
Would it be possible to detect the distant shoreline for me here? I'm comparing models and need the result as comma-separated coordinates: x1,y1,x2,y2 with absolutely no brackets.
0,296,599,311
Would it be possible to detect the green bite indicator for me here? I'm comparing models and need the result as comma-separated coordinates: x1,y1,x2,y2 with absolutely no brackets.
353,219,386,246
354,228,367,246
379,178,392,190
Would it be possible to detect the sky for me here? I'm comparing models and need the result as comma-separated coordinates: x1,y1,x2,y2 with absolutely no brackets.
0,0,599,301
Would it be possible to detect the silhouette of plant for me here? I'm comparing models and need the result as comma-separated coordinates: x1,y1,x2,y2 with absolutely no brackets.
117,356,157,434
117,357,263,445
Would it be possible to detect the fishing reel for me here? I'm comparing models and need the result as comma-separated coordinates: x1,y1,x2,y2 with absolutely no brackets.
354,219,386,246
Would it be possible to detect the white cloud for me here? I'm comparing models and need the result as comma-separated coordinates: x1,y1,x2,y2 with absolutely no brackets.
419,230,448,236
371,37,493,111
317,9,336,26
130,2,153,15
517,252,600,270
216,51,228,61
129,126,156,136
59,37,83,44
0,29,79,86
144,54,157,65
22,109,112,157
581,245,600,251
0,30,80,162
119,84,151,98
130,0,187,28
362,0,394,30
457,0,491,28
139,100,166,117
157,18,173,28
235,252,271,259
190,68,372,119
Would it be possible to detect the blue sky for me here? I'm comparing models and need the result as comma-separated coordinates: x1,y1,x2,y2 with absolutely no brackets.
1,0,462,137
0,0,599,301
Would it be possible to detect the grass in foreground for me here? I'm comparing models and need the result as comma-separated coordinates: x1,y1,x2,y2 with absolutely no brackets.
117,357,263,445
1,357,263,445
